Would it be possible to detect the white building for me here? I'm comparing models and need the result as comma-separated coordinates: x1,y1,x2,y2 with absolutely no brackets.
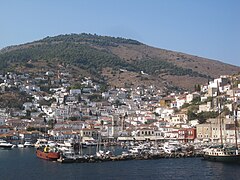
186,92,200,103
70,89,81,95
0,118,5,125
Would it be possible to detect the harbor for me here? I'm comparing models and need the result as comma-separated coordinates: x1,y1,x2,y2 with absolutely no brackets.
1,137,205,162
55,141,204,164
2,135,240,164
2,138,208,164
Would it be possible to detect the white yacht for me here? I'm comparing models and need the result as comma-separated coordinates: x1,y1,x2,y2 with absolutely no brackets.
57,140,74,152
162,142,180,154
34,139,48,148
24,141,33,147
17,144,25,148
0,139,13,149
128,147,140,154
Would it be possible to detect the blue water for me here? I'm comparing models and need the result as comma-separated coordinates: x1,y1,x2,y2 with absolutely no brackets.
0,148,240,180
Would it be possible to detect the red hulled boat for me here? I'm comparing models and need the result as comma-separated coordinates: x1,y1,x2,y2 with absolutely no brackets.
36,146,60,161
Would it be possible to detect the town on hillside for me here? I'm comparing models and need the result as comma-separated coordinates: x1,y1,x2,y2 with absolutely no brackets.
0,71,240,147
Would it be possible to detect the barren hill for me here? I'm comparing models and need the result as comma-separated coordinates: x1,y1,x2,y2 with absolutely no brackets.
0,33,239,91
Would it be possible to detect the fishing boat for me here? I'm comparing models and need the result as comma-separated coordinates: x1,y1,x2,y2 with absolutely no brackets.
36,146,60,161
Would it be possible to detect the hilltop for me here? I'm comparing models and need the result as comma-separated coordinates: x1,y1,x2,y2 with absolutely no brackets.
0,33,239,92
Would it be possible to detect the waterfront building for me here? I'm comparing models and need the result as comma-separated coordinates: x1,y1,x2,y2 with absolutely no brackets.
0,125,11,134
178,128,196,143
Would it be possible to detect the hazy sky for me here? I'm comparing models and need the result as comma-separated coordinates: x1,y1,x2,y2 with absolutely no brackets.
0,0,239,66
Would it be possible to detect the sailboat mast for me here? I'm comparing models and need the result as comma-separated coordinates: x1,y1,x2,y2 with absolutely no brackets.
216,80,223,146
218,98,223,146
234,108,238,155
232,76,238,155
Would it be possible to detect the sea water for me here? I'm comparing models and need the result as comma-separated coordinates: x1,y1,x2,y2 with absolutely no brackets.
0,148,239,180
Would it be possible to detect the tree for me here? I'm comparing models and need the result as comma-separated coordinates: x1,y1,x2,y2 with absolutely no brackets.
25,110,31,119
187,110,197,121
69,117,78,121
114,99,121,107
89,110,93,116
47,119,56,129
222,106,231,116
88,94,102,102
43,117,47,124
194,84,201,92
191,96,201,105
181,103,190,109
26,126,37,131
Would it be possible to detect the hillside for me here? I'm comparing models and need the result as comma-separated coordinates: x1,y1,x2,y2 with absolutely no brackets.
0,33,239,91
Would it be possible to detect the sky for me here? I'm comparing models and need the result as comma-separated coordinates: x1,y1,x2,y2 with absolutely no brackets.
0,0,239,66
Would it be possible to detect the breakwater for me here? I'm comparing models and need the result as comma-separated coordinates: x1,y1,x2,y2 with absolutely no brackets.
57,151,203,163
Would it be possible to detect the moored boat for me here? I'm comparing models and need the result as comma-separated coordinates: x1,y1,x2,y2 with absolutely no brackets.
36,146,60,161
18,144,25,148
202,94,240,163
34,139,48,148
203,146,240,163
24,141,33,147
57,150,76,163
0,139,13,149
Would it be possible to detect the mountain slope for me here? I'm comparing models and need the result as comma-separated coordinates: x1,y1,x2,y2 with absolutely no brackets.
0,33,239,91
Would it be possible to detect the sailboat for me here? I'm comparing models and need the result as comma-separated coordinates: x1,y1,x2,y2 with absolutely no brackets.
203,93,240,163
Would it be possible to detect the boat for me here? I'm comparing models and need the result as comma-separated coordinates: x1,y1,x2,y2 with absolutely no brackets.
57,141,74,152
57,156,75,163
34,139,48,148
203,146,240,163
36,146,60,161
0,139,13,149
18,144,25,148
128,146,140,154
24,141,33,147
202,93,240,163
162,141,181,154
57,149,76,163
47,141,58,147
85,140,98,146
